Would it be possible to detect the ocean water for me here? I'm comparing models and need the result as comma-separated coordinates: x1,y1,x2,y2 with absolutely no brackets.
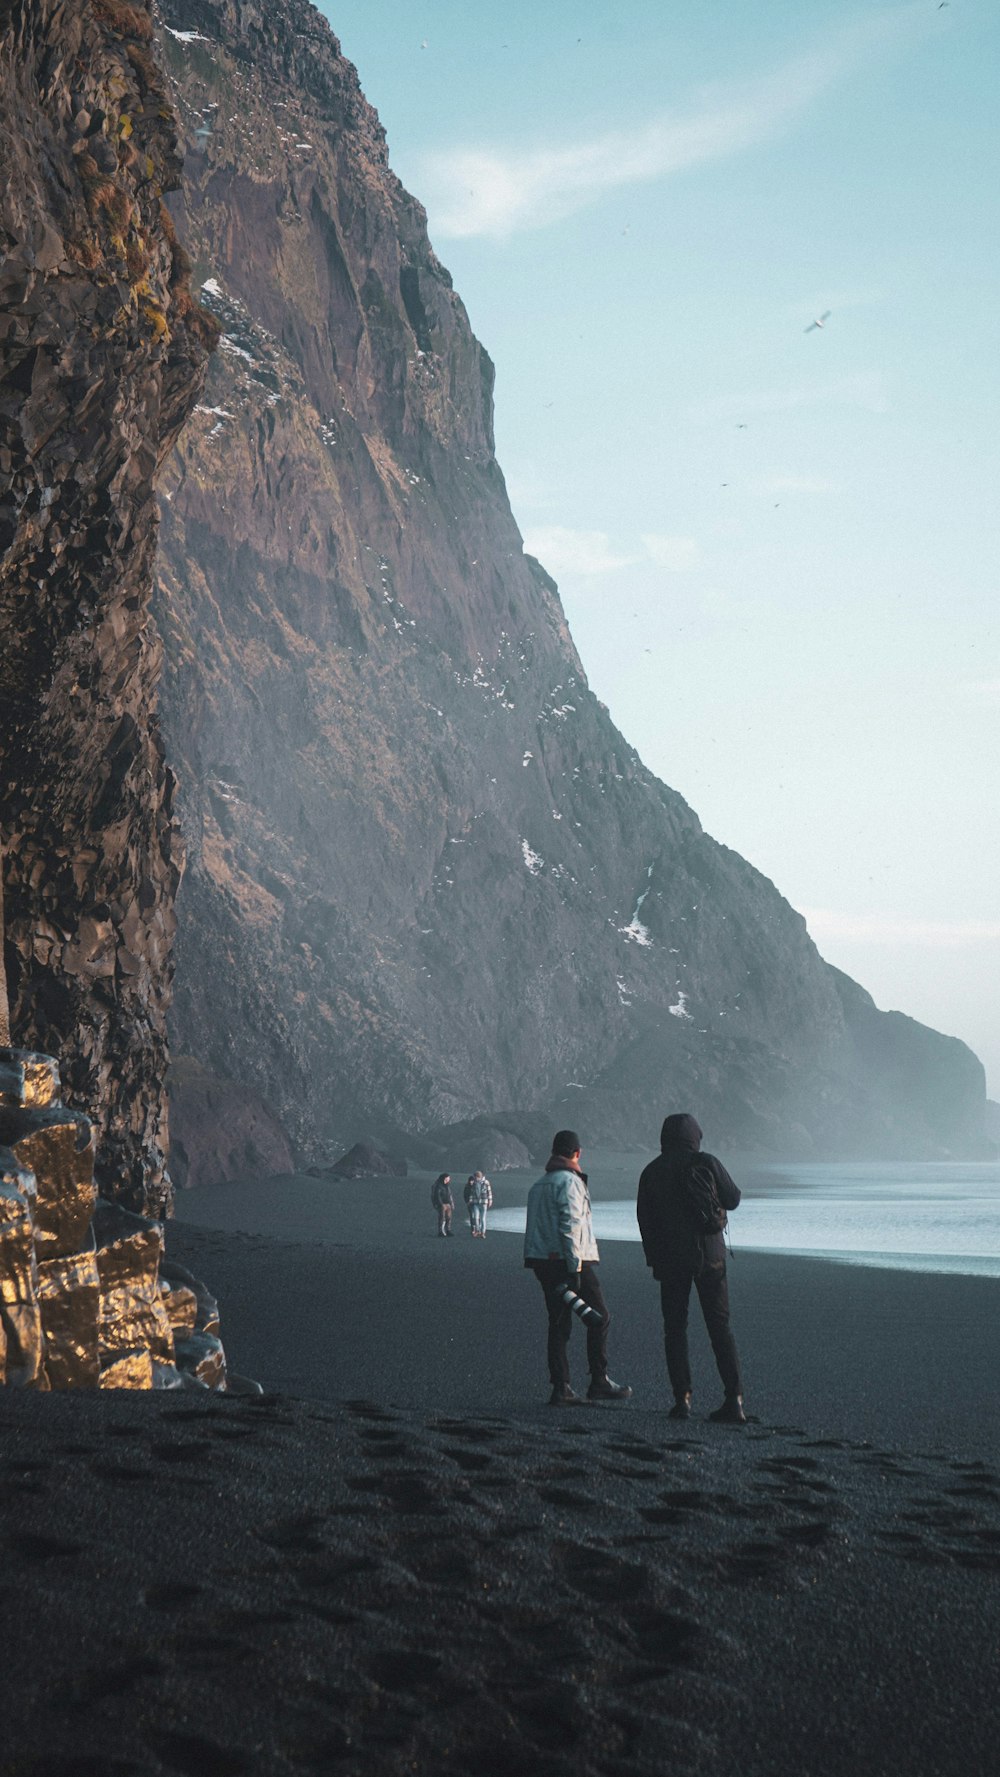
490,1161,1000,1278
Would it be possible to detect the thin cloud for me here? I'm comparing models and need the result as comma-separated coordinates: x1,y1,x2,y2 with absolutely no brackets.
640,533,702,572
805,909,1000,948
417,8,929,239
749,474,838,495
958,677,1000,709
695,372,891,422
523,527,702,577
522,526,635,576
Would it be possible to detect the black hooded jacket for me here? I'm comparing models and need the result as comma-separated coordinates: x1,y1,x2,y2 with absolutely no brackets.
636,1114,741,1277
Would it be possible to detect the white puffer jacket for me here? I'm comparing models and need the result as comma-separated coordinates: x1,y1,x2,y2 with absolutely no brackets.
523,1166,599,1273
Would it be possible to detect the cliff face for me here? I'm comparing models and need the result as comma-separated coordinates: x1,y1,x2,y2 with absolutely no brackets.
154,0,986,1167
0,0,216,1211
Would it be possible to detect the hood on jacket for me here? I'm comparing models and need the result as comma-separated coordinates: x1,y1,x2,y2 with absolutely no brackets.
660,1112,702,1152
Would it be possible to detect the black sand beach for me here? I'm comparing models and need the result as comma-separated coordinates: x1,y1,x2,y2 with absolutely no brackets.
3,1171,999,1777
171,1171,1000,1462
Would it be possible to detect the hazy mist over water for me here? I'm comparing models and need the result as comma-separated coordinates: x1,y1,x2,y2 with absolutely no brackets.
490,1159,1000,1278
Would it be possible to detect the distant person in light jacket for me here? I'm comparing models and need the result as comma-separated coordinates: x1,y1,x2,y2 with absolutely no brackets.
464,1170,493,1237
637,1112,746,1424
524,1130,632,1406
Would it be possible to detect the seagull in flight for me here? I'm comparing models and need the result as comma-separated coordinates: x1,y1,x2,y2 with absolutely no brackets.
805,310,832,333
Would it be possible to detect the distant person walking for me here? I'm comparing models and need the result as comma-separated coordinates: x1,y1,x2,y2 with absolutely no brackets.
637,1112,746,1424
465,1170,493,1238
431,1173,454,1238
524,1130,632,1406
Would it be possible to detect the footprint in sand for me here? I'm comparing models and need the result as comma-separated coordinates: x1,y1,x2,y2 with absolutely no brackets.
503,1607,592,1667
405,1541,478,1586
605,1440,661,1463
368,1648,445,1691
538,1486,598,1513
659,1487,719,1511
446,1447,493,1471
149,1439,214,1464
10,1530,83,1561
776,1519,833,1546
626,1603,703,1667
88,1460,155,1485
22,1759,143,1776
429,1418,506,1444
257,1512,330,1555
144,1581,204,1612
63,1654,166,1708
154,1731,249,1776
638,1505,686,1526
298,1600,361,1627
294,1552,377,1590
345,1399,401,1423
346,1471,445,1513
556,1541,649,1603
719,1539,790,1583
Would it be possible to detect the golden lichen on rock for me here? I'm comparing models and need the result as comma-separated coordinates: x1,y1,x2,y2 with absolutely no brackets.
0,1045,227,1390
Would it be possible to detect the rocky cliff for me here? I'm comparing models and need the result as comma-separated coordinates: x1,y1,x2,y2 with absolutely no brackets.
153,0,987,1170
0,0,216,1211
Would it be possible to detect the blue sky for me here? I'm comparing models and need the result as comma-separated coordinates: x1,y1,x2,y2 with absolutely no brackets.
317,1,999,1092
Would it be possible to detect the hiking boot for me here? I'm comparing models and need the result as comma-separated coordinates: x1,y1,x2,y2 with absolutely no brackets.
549,1384,583,1406
709,1396,747,1425
668,1393,692,1420
587,1376,633,1402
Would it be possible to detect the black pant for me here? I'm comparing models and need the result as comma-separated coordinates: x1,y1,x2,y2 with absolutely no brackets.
532,1260,610,1387
659,1264,742,1401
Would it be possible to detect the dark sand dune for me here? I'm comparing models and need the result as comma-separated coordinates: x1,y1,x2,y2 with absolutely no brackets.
3,1173,999,1776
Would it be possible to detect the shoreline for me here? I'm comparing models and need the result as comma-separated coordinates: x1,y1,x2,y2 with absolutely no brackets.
171,1172,1000,1465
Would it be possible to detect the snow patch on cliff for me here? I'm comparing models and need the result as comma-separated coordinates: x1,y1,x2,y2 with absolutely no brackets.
619,879,653,947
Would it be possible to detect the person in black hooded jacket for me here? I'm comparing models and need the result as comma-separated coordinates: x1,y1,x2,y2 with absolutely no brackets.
636,1112,746,1424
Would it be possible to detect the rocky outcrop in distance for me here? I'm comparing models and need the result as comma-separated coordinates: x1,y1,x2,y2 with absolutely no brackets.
0,0,216,1213
328,1141,406,1181
153,0,987,1172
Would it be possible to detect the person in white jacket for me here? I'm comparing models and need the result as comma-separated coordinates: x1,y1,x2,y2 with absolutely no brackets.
523,1130,632,1406
464,1170,493,1237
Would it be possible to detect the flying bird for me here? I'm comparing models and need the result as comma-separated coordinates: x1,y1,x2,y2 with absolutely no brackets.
805,310,832,333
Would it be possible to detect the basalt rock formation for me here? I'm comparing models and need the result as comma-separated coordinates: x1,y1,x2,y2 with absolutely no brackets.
153,0,987,1171
0,0,216,1213
329,1141,406,1181
0,1043,227,1389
